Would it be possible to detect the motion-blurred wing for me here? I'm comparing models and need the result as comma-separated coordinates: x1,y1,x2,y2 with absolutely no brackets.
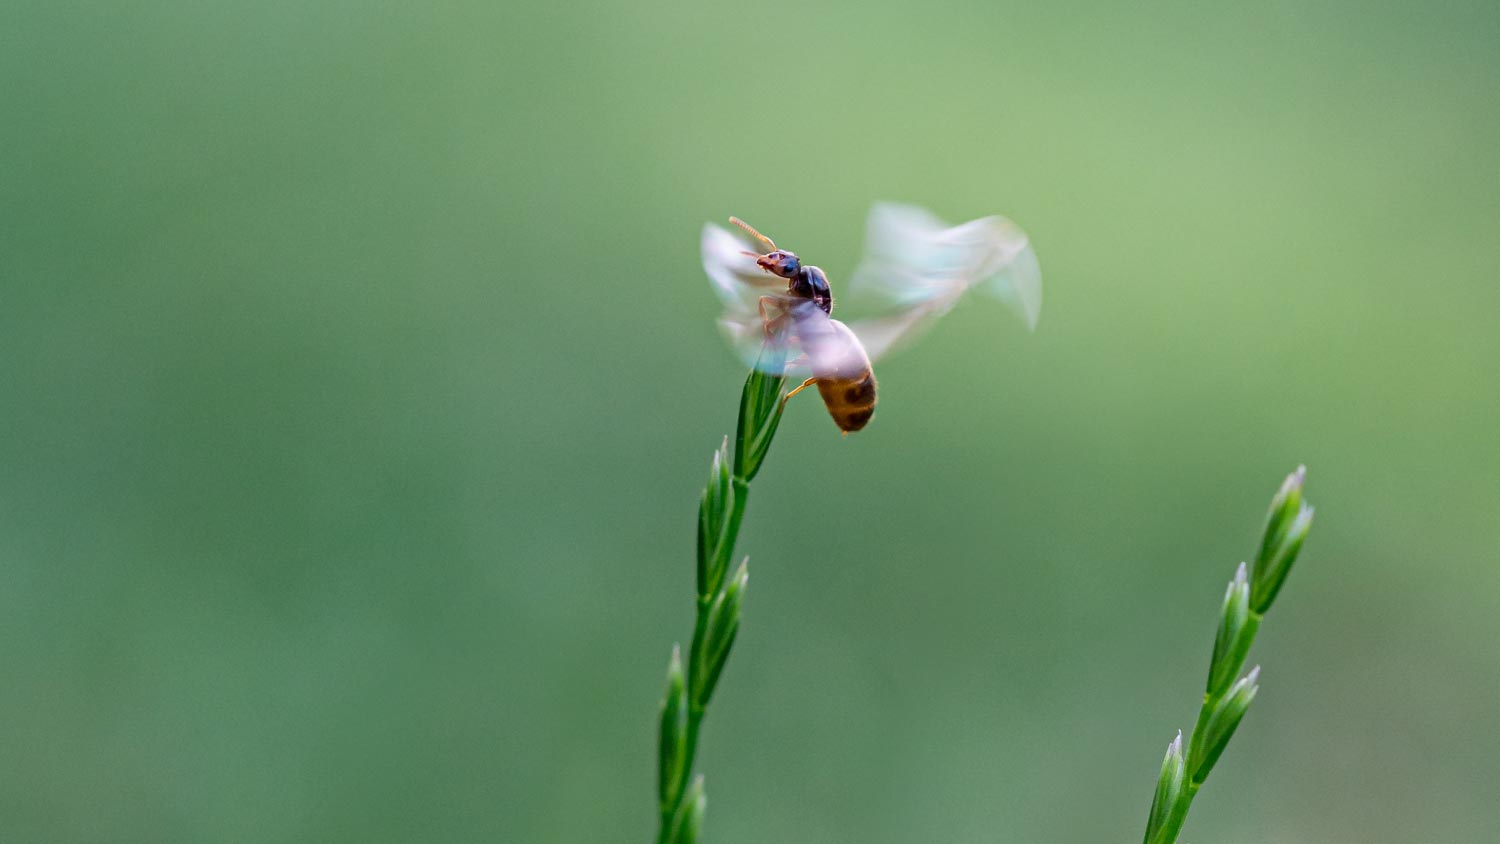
718,297,870,379
705,222,797,374
701,223,780,319
844,202,1042,362
840,299,952,364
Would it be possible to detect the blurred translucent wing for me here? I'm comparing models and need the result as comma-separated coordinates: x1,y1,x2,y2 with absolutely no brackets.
717,299,799,375
845,202,1043,360
799,311,874,381
718,297,869,379
980,234,1042,330
701,223,776,318
840,298,954,364
705,222,793,373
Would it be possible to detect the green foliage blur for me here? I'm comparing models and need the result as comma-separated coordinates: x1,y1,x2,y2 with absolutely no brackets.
2,1,1498,841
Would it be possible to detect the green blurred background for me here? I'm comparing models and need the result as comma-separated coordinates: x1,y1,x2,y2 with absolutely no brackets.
3,0,1498,841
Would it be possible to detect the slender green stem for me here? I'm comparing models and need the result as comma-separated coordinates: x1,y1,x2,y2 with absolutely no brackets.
658,597,714,843
656,366,786,844
658,598,717,843
1153,782,1200,844
657,710,706,844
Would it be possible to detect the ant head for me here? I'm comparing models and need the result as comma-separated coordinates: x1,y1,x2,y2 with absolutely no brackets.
729,216,801,280
755,249,802,279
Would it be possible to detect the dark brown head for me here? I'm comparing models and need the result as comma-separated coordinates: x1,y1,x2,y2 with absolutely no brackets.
755,249,802,279
729,216,801,279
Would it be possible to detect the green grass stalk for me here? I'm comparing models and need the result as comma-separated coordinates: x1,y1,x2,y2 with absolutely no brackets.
655,358,788,844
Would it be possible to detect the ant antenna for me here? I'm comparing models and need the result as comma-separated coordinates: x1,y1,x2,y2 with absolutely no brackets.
729,216,777,252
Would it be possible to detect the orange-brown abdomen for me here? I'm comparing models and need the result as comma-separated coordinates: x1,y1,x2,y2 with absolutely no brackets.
816,369,878,432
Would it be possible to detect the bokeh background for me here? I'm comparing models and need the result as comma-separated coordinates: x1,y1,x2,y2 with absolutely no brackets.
3,0,1498,841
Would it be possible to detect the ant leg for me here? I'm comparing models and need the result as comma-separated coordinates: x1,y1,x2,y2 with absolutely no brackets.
781,378,818,407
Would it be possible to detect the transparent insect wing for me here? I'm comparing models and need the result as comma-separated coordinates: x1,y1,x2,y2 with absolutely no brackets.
701,223,777,317
717,307,803,376
704,223,795,374
978,232,1042,331
850,202,1042,330
795,308,874,379
717,297,870,379
840,298,953,364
